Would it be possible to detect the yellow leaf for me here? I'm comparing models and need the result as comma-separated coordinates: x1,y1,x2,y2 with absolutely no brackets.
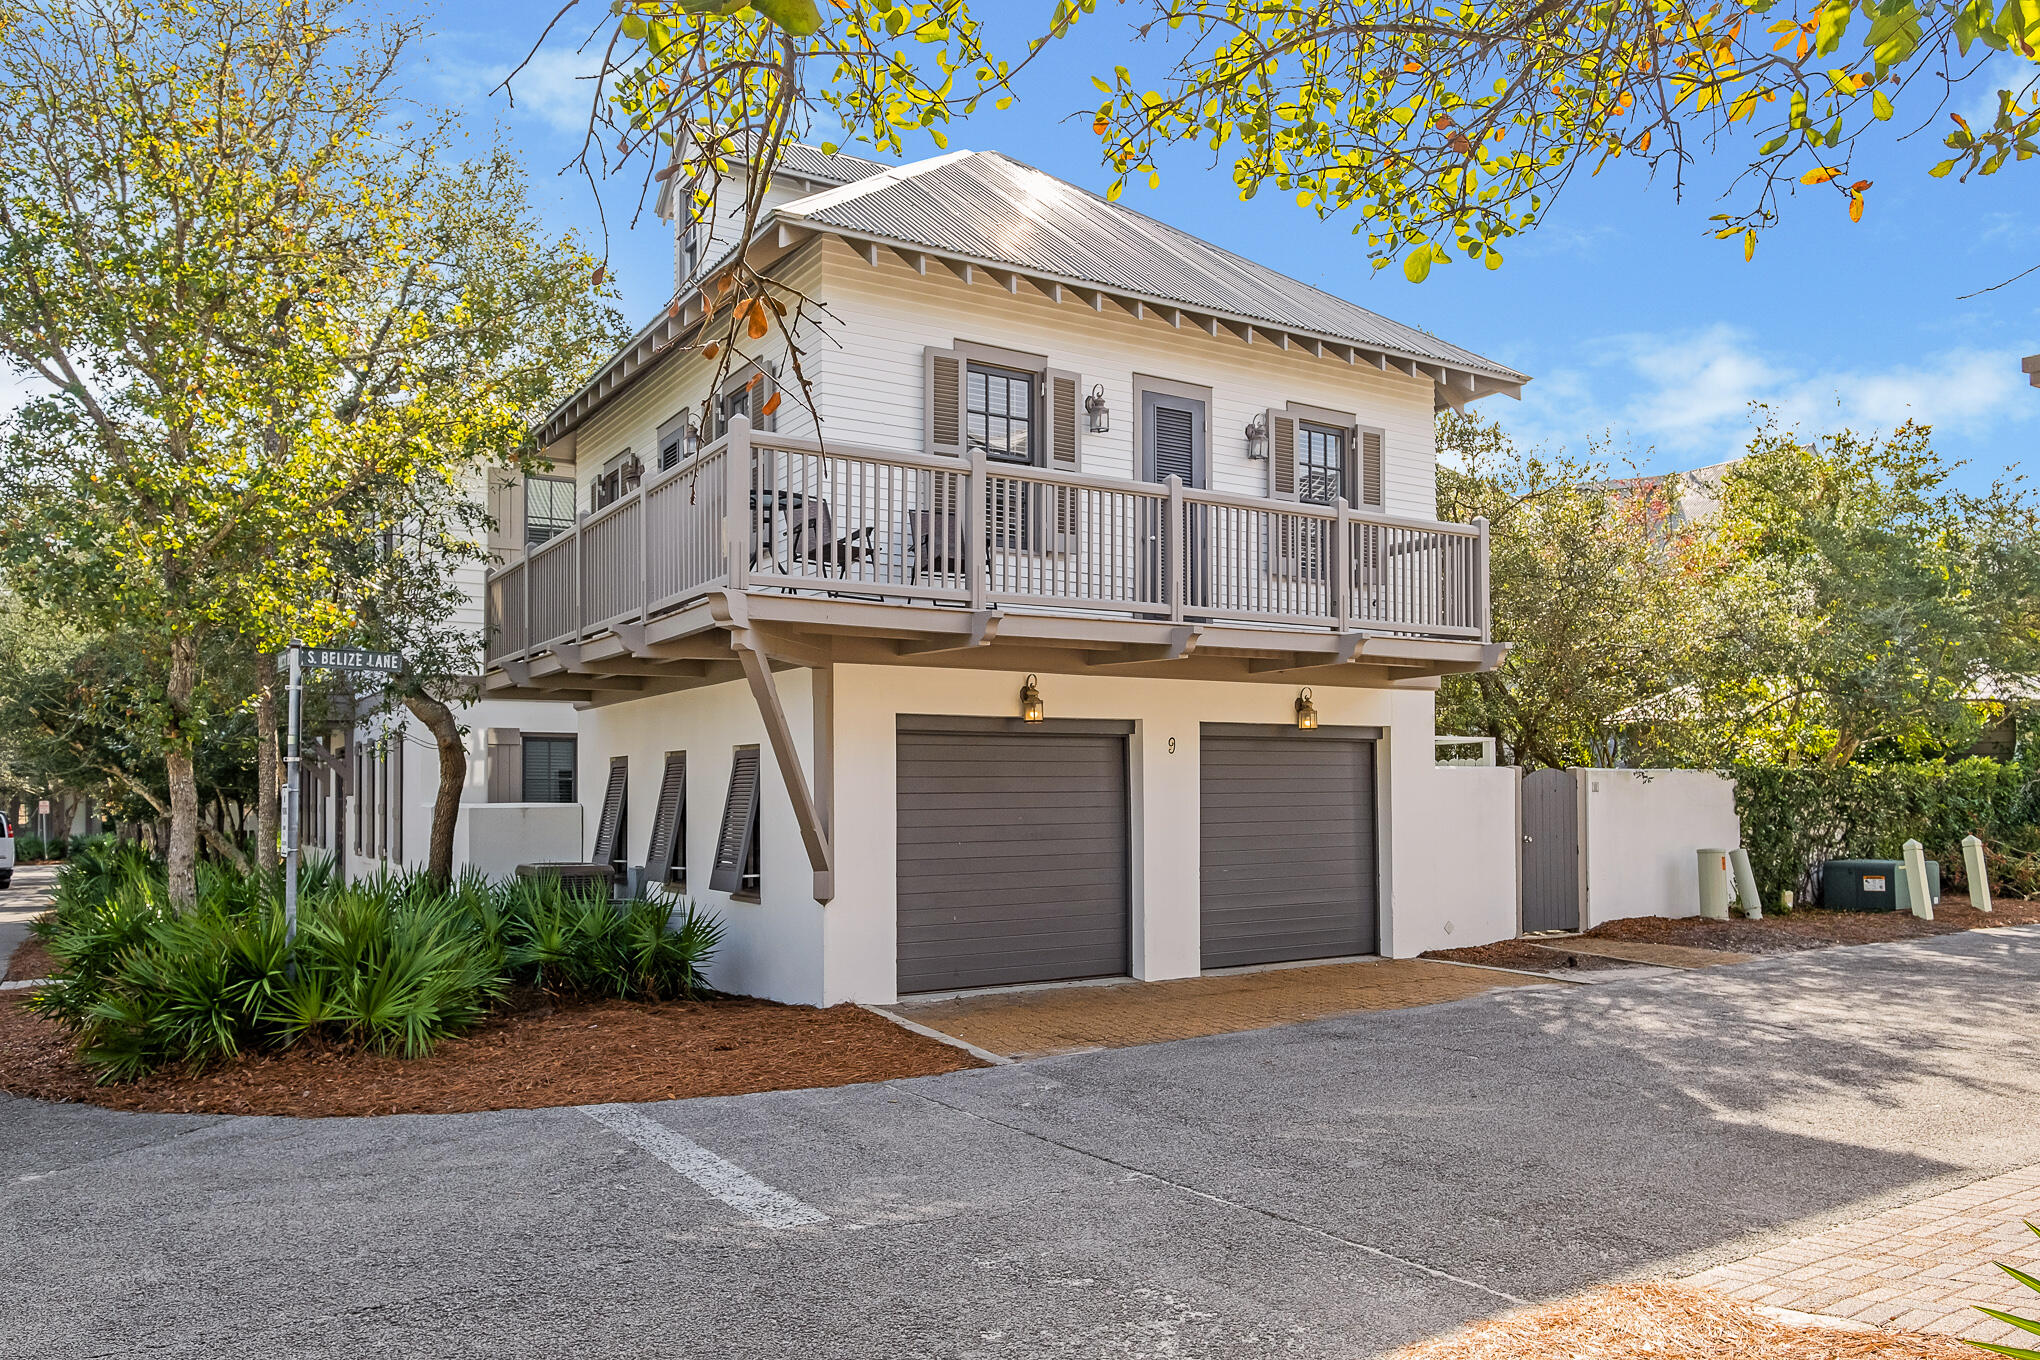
1800,166,1841,184
1849,191,1864,221
1743,229,1756,261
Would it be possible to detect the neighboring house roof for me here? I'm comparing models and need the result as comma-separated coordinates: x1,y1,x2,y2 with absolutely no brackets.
776,149,1523,384
543,144,1527,447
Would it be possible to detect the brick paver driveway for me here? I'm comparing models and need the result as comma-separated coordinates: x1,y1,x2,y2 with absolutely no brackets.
1689,1160,2040,1347
891,957,1554,1058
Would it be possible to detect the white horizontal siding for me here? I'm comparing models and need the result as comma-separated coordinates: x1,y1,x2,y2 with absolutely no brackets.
804,236,1440,518
570,245,825,505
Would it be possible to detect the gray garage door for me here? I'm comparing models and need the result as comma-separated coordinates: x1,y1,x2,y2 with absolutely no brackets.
1201,730,1378,968
896,720,1131,993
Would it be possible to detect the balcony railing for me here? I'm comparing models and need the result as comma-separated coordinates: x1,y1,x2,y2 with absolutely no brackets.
485,417,1489,666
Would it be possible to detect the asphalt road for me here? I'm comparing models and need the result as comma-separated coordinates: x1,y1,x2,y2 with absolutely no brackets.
6,927,2040,1359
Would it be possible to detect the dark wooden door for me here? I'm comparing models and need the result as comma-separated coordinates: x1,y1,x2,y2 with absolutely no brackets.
1521,768,1580,933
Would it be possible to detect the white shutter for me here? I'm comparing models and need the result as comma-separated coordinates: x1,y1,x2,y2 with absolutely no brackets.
923,346,967,456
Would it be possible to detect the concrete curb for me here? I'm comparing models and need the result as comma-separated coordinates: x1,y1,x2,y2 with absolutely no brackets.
859,1003,1015,1066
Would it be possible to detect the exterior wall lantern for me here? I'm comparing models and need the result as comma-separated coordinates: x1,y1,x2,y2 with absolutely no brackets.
1294,687,1319,730
1020,674,1046,723
1085,384,1111,434
1244,413,1269,460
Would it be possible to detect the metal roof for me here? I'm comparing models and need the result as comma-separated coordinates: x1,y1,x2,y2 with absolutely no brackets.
778,149,1525,383
773,143,892,187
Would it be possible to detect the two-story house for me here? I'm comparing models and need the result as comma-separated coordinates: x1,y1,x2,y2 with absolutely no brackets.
478,143,1527,1007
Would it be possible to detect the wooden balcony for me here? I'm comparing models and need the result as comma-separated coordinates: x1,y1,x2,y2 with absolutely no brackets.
482,417,1498,701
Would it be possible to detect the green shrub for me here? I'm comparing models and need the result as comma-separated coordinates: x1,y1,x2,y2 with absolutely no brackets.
28,855,724,1083
1734,758,2040,906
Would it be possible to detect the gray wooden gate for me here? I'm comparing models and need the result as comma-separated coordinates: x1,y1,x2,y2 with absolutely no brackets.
1520,768,1580,934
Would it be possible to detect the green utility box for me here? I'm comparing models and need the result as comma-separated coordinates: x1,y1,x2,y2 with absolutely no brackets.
1821,858,1941,911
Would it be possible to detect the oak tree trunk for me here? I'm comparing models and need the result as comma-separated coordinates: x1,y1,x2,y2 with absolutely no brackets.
164,633,201,910
404,689,466,888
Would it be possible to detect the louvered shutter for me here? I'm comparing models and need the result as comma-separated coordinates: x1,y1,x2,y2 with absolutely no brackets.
1045,368,1081,469
590,756,628,867
1267,410,1298,500
1360,426,1384,509
390,738,403,865
923,347,967,456
709,748,761,894
1267,410,1302,577
644,752,688,886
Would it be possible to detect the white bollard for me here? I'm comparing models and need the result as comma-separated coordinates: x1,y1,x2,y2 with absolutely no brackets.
1697,849,1733,920
1730,848,1764,920
1902,839,1934,921
1963,834,1993,914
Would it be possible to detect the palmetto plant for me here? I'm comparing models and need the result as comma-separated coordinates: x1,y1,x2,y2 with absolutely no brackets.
1969,1222,2040,1360
30,854,723,1082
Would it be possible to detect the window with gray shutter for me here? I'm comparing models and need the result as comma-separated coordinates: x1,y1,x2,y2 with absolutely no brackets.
709,747,762,896
524,475,575,546
656,411,692,471
924,346,967,456
1360,427,1385,509
591,755,628,871
1266,409,1298,499
645,752,687,887
1046,368,1082,468
521,736,577,803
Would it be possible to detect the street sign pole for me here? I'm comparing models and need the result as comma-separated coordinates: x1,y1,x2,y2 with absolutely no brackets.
283,641,303,943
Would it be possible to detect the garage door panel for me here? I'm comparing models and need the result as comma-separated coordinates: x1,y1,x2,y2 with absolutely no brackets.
898,725,1130,993
1201,733,1377,969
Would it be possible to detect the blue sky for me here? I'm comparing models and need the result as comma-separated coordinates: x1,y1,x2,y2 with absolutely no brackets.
415,2,2039,489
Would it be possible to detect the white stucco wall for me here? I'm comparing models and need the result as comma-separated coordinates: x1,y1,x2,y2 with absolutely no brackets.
1578,768,1741,927
568,663,1448,1006
1393,765,1521,955
573,670,825,1005
454,803,584,879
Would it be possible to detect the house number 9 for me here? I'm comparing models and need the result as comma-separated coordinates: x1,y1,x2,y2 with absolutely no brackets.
1167,737,1177,754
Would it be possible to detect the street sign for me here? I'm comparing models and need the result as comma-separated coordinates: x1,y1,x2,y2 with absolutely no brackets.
37,800,49,815
301,647,402,674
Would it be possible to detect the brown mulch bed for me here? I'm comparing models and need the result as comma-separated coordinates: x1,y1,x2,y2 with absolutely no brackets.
1587,893,2040,955
0,990,981,1117
1388,1282,1976,1360
1424,938,1650,975
4,934,57,983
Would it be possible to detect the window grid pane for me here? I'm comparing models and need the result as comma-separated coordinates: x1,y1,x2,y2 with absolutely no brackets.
1298,425,1346,506
967,364,1034,463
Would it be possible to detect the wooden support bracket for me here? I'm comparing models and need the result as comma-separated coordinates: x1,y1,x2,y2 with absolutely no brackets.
728,625,834,904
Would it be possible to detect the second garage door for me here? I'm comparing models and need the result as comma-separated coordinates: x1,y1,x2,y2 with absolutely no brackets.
1201,730,1379,968
896,720,1131,993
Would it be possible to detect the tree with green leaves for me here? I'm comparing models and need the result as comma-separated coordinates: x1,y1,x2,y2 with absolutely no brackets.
542,0,2038,292
1705,418,2040,765
1435,412,1731,767
0,0,621,905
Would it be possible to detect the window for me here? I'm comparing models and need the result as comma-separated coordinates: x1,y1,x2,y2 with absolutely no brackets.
679,221,699,281
646,753,688,887
656,411,694,472
522,736,577,804
709,747,762,897
525,475,575,546
592,449,638,511
1297,423,1348,506
967,363,1036,464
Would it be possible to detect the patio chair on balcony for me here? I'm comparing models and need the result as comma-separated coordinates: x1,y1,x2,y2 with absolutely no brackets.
789,496,878,580
904,506,965,583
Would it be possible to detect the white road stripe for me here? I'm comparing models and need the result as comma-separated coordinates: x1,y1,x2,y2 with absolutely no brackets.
579,1104,827,1229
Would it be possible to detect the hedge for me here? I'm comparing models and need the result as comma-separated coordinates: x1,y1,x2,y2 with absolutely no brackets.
1733,758,2040,907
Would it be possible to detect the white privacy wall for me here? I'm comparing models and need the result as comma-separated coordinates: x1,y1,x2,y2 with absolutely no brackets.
808,237,1444,516
1393,765,1521,954
1579,769,1741,927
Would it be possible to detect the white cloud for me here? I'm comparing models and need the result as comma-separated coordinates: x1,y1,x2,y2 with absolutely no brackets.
424,44,605,139
1498,324,2038,468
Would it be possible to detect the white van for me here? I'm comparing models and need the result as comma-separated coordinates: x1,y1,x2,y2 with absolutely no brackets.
0,812,12,888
